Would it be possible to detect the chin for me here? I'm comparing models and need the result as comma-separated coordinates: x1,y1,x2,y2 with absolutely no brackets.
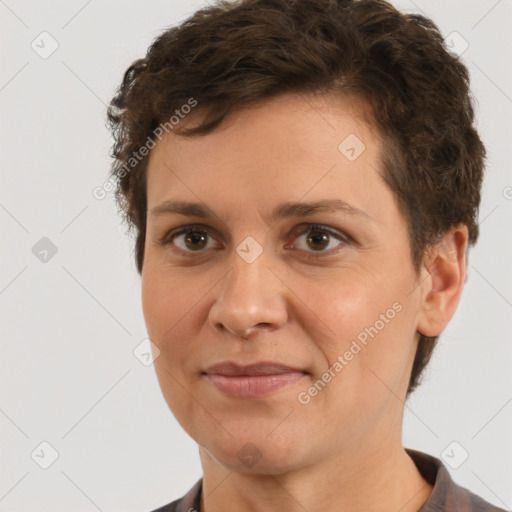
199,430,310,475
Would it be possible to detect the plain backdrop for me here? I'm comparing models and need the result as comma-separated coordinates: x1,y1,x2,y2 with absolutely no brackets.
1,1,511,511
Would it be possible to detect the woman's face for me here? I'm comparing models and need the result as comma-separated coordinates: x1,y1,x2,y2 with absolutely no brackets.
142,93,426,473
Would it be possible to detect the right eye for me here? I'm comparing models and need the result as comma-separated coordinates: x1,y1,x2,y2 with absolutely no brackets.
160,224,222,254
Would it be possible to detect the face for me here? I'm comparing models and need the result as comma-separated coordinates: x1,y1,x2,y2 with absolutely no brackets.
141,93,425,474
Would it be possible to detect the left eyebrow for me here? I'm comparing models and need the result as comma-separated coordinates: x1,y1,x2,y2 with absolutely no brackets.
149,198,372,224
269,199,372,223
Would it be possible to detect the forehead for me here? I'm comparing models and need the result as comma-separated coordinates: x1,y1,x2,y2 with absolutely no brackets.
145,92,391,223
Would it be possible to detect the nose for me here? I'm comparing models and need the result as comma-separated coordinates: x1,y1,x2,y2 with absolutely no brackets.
208,253,288,340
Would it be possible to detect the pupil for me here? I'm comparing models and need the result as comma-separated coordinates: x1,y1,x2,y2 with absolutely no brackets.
186,231,207,249
308,230,328,250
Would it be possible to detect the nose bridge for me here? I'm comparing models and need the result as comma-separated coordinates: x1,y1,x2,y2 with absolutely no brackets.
208,243,287,337
228,248,271,300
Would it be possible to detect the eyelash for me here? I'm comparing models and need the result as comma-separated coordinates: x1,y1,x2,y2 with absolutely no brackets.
159,223,352,258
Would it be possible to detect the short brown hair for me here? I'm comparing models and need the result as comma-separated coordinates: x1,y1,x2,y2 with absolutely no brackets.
106,0,486,394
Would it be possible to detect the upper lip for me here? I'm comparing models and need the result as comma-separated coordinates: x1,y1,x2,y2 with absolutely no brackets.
203,361,306,376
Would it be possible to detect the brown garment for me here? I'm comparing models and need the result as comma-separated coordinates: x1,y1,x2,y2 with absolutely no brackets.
150,449,507,512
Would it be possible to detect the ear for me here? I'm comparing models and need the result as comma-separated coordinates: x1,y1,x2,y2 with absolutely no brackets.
416,224,468,337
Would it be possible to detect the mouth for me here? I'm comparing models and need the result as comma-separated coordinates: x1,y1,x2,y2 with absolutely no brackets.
202,361,308,398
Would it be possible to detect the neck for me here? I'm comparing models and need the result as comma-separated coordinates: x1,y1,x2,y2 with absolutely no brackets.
198,439,433,512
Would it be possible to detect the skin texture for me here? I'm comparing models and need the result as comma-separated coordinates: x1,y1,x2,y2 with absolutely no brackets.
141,93,468,512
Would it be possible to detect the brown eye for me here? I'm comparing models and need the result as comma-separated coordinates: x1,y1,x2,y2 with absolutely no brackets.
165,226,220,253
286,224,348,254
306,229,330,251
162,223,349,257
183,230,208,250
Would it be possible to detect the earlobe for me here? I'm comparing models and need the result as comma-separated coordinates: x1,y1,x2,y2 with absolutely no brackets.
416,224,468,337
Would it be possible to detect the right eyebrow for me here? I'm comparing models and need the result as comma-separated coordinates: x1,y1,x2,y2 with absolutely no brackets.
149,200,216,219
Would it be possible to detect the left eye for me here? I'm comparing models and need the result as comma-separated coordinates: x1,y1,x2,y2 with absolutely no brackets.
286,224,348,253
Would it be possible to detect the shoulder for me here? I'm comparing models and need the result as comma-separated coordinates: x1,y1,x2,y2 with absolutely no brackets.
149,498,180,512
406,449,507,512
440,474,508,512
148,478,202,512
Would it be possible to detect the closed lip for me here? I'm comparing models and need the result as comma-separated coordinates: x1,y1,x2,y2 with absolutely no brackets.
203,361,307,376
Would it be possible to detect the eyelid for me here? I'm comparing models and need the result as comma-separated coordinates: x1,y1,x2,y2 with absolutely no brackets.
287,223,352,244
159,223,223,247
160,222,352,255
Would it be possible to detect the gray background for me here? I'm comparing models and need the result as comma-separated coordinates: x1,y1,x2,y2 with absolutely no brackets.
1,1,511,511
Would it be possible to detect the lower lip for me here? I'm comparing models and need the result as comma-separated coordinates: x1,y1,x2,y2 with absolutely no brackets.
204,372,307,398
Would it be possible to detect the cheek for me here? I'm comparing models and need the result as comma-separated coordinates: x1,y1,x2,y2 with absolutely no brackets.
141,265,204,391
141,263,206,340
141,266,204,429
141,270,172,345
294,279,416,437
302,270,417,388
300,272,403,345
